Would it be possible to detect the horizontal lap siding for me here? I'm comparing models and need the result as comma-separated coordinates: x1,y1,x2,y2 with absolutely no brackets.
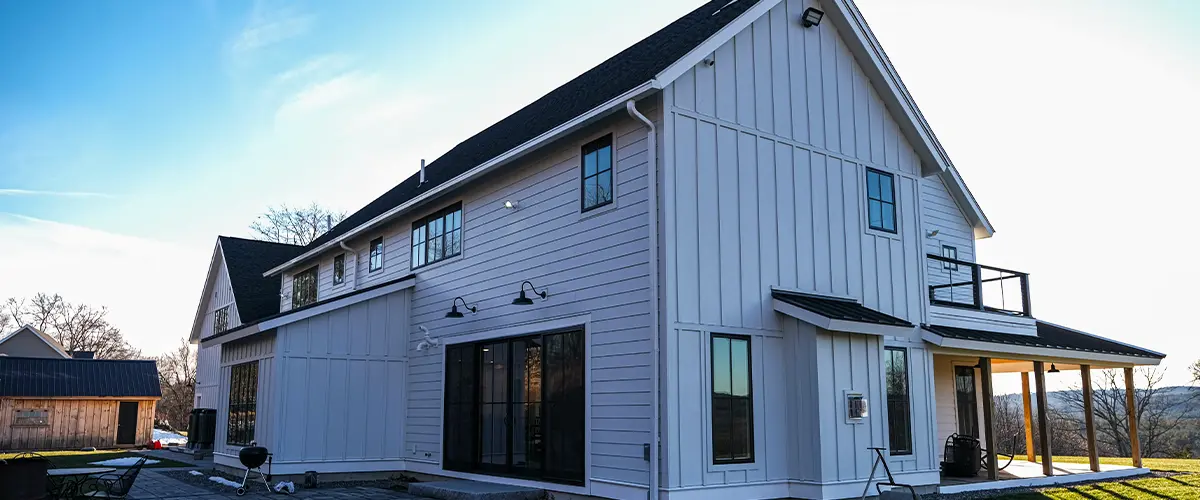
403,110,657,487
273,291,408,464
923,176,978,304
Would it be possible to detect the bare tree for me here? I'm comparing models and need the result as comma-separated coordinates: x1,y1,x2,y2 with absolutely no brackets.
249,203,346,245
3,294,141,359
156,338,197,431
992,394,1027,455
1058,367,1198,458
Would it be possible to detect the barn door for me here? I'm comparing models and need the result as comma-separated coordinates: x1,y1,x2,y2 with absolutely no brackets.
116,402,139,445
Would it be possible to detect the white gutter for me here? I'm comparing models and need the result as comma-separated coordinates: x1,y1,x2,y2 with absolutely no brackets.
264,81,659,277
626,99,660,500
338,241,358,289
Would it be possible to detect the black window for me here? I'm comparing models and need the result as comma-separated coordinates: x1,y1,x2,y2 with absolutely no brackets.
213,306,229,334
711,334,754,464
885,347,912,455
333,254,345,285
227,361,258,446
411,203,462,269
942,245,958,270
581,135,613,212
291,266,318,308
866,168,897,233
369,237,384,272
955,366,979,438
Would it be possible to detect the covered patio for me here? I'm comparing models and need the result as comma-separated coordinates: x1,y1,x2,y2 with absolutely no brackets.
922,321,1164,494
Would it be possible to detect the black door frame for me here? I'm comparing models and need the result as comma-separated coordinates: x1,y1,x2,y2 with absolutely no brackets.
954,365,979,438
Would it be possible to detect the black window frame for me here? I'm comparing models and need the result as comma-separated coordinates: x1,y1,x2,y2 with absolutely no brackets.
866,168,898,233
942,245,958,271
411,203,463,270
227,360,258,446
955,366,979,438
291,266,318,309
580,135,614,212
885,347,913,456
333,253,346,285
213,306,230,334
711,333,755,465
369,237,384,272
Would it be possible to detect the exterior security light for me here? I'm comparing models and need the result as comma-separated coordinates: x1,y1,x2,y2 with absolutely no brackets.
1048,364,1061,373
445,297,477,318
512,281,548,305
801,7,824,28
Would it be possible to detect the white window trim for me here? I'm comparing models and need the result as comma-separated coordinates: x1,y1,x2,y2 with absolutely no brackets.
578,131,620,220
862,165,903,241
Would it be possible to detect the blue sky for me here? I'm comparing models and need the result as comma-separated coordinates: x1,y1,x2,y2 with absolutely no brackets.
0,0,1198,391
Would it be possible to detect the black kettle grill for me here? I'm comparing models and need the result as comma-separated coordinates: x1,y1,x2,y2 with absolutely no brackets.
236,446,274,496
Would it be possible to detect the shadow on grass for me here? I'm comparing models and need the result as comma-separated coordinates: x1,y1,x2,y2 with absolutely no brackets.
1118,481,1172,500
1091,482,1133,500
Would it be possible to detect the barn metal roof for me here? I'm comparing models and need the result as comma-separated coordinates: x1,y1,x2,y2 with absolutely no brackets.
772,290,914,327
0,357,161,398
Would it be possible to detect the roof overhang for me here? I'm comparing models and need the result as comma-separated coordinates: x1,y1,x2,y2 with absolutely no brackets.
921,328,1163,367
771,288,916,337
188,239,225,343
200,274,416,348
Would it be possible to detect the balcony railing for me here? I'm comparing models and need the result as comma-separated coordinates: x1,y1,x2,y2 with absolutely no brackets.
927,254,1031,317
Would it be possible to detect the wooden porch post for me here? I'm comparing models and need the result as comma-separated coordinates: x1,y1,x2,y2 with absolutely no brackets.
980,357,998,480
1021,372,1036,462
1034,361,1053,476
1124,367,1143,468
1081,365,1100,472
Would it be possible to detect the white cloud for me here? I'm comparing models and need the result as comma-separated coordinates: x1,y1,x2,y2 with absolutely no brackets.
275,71,378,120
0,214,208,356
274,54,351,85
0,189,110,198
231,2,313,53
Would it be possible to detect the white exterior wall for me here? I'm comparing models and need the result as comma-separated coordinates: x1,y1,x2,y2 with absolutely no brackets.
215,333,276,458
932,354,988,465
270,290,409,474
195,252,239,409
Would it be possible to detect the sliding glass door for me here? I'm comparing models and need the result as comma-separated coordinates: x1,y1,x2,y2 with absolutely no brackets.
444,328,584,484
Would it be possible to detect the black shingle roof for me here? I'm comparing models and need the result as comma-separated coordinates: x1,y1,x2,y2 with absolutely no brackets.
923,322,1164,359
219,236,305,324
0,357,161,398
772,290,914,327
294,0,762,261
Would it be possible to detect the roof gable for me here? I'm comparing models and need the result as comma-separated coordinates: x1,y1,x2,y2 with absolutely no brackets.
189,237,304,342
0,325,70,359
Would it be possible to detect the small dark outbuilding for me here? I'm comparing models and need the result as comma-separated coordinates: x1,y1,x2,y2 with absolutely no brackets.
0,356,161,450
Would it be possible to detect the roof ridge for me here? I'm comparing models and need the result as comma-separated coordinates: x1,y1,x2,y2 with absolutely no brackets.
219,235,305,248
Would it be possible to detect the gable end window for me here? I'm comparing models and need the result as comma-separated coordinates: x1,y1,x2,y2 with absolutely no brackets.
333,253,346,285
411,203,463,270
885,347,913,455
227,361,258,446
942,245,959,271
292,266,318,308
370,237,384,272
866,168,897,233
711,334,754,464
581,135,614,212
213,306,229,334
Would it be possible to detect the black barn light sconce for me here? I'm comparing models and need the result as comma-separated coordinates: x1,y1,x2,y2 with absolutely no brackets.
512,281,549,305
1048,364,1061,373
445,297,477,318
801,7,824,28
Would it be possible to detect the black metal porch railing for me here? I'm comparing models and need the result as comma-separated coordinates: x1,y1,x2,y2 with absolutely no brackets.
927,254,1031,317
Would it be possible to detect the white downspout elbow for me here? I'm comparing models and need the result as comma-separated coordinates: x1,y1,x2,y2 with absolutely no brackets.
338,241,358,289
626,99,660,500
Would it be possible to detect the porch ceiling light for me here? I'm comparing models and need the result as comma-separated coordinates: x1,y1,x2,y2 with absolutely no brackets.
801,7,824,28
445,297,477,318
512,281,548,305
1048,364,1061,373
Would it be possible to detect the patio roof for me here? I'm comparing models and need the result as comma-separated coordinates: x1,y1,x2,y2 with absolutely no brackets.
922,321,1163,366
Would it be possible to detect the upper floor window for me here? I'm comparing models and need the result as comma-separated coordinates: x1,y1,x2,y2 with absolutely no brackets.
712,334,754,464
411,203,462,269
581,135,613,212
369,237,384,272
292,266,318,308
866,168,897,233
333,253,346,285
942,245,958,271
885,347,912,455
213,306,229,334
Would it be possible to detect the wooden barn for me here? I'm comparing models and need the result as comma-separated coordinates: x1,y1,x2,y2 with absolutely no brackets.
0,356,161,451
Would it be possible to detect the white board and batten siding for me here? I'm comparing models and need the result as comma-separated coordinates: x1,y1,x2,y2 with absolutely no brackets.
270,290,409,473
215,333,275,457
662,0,941,493
195,252,239,409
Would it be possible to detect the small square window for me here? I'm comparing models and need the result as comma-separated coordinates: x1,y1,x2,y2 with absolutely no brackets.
942,245,958,271
333,254,345,285
369,237,384,272
581,135,614,212
866,168,897,233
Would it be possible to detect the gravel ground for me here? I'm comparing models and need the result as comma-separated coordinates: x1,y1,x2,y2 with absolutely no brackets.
927,470,1170,500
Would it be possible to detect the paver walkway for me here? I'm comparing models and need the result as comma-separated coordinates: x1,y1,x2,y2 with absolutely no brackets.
126,469,431,499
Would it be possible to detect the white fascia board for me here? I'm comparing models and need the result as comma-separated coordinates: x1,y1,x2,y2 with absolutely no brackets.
921,331,1162,366
773,299,915,337
264,82,659,277
188,240,224,343
200,276,415,349
654,0,783,85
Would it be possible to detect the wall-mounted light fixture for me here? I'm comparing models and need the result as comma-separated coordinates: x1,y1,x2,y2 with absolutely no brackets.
926,229,940,238
1048,364,1061,373
801,7,824,28
445,297,477,318
504,200,520,210
512,281,549,305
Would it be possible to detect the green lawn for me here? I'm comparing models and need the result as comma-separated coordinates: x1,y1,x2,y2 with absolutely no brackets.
0,450,192,469
992,456,1200,499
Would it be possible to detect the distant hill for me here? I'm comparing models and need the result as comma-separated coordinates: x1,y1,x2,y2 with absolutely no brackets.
997,386,1200,418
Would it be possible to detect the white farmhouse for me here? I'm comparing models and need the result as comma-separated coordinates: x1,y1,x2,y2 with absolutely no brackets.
189,1,1164,498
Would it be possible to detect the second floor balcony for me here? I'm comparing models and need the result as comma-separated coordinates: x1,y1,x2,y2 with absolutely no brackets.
926,254,1031,317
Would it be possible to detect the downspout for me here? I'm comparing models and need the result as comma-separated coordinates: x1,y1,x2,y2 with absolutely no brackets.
339,241,358,289
626,99,660,500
